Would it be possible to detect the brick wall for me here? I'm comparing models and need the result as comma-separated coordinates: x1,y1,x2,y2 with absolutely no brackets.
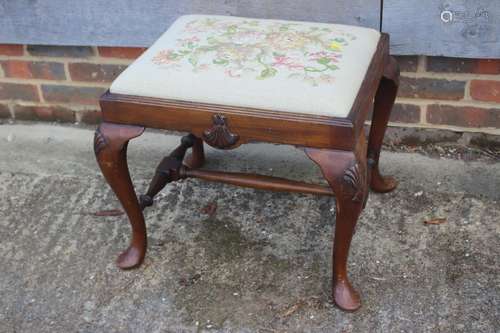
393,56,500,134
0,45,145,124
0,44,499,134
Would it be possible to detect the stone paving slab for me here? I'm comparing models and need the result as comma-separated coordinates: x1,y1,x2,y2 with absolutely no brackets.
0,124,498,332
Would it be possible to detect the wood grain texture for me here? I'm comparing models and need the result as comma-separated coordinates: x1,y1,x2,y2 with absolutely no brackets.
368,56,399,193
0,0,379,47
100,92,356,150
94,123,146,269
383,0,500,58
304,131,370,311
181,168,335,196
138,134,196,210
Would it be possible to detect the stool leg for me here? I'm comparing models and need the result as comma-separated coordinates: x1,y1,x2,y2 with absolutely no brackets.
184,136,205,169
138,134,196,210
368,56,400,193
94,122,146,269
305,147,368,311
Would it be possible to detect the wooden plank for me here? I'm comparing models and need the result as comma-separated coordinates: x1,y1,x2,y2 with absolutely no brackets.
0,0,380,47
229,1,379,27
383,0,500,58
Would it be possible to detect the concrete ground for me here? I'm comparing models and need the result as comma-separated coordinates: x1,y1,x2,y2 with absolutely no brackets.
0,123,498,333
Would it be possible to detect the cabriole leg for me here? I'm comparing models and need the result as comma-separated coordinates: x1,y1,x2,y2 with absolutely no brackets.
305,146,369,311
184,136,205,169
368,56,400,193
94,122,146,269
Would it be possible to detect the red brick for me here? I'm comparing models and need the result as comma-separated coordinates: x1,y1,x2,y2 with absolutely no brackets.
367,103,421,123
0,82,39,101
69,63,127,82
80,110,102,124
427,57,475,73
0,44,23,56
0,60,65,80
470,80,500,103
1,60,31,78
427,104,500,128
395,56,418,72
98,47,146,59
427,57,500,75
399,77,465,100
13,105,75,122
475,59,500,75
390,103,421,123
41,85,105,105
27,45,94,58
0,104,11,118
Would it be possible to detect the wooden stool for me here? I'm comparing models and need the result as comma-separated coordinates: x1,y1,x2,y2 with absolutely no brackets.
94,15,399,311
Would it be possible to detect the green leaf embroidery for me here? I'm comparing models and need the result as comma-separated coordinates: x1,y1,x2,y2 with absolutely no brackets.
258,67,278,79
317,57,331,65
227,25,238,34
207,37,218,44
188,56,198,67
213,59,229,65
304,66,325,73
152,18,353,86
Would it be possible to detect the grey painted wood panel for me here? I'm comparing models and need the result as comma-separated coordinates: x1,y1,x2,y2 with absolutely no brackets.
383,0,500,58
0,0,380,47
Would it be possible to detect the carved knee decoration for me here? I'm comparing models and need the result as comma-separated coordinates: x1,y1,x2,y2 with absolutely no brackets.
305,147,368,311
94,122,146,269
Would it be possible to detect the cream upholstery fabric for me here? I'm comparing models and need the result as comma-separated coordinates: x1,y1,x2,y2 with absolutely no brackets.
110,15,380,118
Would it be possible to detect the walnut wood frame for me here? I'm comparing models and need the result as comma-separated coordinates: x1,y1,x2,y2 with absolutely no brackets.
94,33,399,312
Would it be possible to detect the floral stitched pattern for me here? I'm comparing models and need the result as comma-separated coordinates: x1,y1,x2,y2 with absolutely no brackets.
152,17,357,86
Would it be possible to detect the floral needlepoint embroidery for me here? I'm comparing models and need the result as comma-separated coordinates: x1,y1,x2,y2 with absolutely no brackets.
151,18,357,86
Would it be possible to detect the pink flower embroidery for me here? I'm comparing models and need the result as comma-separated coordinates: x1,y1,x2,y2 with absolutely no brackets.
309,51,341,62
272,56,304,70
186,36,200,43
152,50,177,65
197,64,210,71
151,18,356,86
225,68,242,78
178,36,200,46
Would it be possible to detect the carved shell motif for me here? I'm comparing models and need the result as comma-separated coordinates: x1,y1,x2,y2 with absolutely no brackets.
343,162,366,202
202,114,239,149
93,127,108,156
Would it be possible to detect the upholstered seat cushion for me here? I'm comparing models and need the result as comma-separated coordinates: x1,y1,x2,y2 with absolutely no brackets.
110,15,380,118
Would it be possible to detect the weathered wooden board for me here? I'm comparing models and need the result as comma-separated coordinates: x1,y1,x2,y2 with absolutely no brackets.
0,0,380,47
383,0,500,58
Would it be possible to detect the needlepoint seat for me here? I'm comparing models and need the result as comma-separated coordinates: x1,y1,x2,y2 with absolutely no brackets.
110,15,381,118
94,14,400,312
